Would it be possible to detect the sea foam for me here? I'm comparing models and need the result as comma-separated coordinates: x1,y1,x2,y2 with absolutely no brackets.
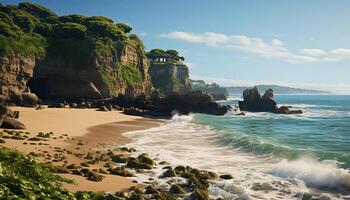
271,157,350,189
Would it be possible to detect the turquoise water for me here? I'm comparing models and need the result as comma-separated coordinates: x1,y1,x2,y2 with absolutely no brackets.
194,95,350,168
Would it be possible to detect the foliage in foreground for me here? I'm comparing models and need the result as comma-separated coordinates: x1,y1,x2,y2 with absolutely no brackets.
0,147,108,200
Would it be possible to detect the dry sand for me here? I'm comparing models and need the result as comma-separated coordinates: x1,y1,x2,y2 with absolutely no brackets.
0,106,165,193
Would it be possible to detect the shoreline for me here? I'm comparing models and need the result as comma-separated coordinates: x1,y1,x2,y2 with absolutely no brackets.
0,106,166,193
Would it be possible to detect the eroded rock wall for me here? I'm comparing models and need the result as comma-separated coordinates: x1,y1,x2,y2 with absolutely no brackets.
149,62,191,96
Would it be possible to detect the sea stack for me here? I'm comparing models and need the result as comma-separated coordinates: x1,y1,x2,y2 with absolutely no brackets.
238,86,302,114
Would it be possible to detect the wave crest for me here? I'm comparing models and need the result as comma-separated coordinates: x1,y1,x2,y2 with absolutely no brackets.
271,157,350,189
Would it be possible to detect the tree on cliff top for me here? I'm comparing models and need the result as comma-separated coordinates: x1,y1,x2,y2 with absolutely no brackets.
146,48,185,63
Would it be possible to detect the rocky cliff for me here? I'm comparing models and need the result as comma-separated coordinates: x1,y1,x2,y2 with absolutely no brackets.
28,40,152,100
0,2,152,103
0,53,38,105
149,62,191,96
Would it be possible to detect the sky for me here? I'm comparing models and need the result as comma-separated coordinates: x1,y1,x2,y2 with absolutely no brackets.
2,0,350,93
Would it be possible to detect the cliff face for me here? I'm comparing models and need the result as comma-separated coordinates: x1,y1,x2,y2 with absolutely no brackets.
0,54,37,103
28,41,152,100
149,62,191,96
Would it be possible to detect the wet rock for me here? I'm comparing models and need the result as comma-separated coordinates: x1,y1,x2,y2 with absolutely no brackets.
161,169,177,178
123,107,144,116
220,174,233,180
159,161,170,165
144,185,160,194
169,184,186,194
111,154,129,163
174,165,186,173
191,187,209,200
277,106,303,114
188,177,209,189
109,166,135,177
137,153,156,166
126,160,153,169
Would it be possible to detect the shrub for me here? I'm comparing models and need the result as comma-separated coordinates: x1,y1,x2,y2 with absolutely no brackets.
121,65,142,85
0,147,74,199
51,22,87,39
17,2,57,19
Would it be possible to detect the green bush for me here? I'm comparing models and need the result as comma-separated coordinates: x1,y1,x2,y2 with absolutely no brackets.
59,14,87,24
86,20,126,41
0,33,46,57
17,2,57,20
52,22,87,39
121,65,142,86
0,147,74,199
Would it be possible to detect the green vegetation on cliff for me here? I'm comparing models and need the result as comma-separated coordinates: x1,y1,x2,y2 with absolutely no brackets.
0,2,147,94
121,64,143,85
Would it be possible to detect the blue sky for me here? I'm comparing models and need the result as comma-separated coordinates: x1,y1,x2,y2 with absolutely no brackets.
2,0,350,93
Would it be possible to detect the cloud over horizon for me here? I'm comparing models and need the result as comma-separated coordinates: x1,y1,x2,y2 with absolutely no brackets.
159,31,350,64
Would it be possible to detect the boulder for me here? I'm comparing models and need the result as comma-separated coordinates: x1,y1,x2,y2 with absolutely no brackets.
152,91,229,116
137,154,156,166
161,169,177,178
125,160,153,169
220,174,233,180
169,184,186,194
191,187,209,200
123,107,144,116
276,106,303,114
21,92,39,107
1,117,26,129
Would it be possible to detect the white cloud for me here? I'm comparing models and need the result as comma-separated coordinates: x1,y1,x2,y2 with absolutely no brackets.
190,75,350,94
301,48,326,57
159,31,350,64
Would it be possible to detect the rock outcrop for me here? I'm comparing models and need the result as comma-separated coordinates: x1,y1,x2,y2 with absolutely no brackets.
238,87,302,114
151,91,231,116
28,42,152,100
191,80,229,101
149,62,191,96
0,54,39,106
0,105,25,129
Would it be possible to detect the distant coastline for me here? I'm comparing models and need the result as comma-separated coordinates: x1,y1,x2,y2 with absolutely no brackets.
225,84,332,95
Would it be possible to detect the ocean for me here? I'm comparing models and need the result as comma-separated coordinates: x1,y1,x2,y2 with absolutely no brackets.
124,95,350,199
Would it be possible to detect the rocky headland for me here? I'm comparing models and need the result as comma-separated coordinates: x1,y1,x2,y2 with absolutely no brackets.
238,86,303,114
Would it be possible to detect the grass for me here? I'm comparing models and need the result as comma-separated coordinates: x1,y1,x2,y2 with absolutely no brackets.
121,64,142,86
0,33,46,57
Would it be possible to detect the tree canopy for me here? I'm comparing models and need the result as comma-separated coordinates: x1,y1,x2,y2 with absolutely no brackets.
0,2,137,57
146,48,185,62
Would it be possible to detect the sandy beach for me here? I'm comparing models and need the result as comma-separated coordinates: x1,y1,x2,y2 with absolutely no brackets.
0,106,165,193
